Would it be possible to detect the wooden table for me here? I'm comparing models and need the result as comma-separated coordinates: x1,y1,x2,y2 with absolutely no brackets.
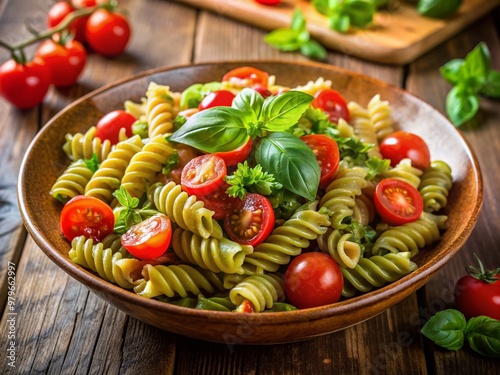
1,1,499,373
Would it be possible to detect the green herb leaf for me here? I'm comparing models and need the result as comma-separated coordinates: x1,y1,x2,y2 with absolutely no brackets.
255,132,320,201
291,7,307,32
264,28,302,51
345,0,375,28
446,86,480,126
300,40,328,61
84,154,100,173
261,91,313,132
225,161,283,199
440,59,464,86
465,316,500,359
113,186,139,210
232,88,264,123
330,13,351,33
132,120,148,138
168,106,248,152
460,41,490,92
365,157,391,180
162,152,179,176
479,70,500,98
421,309,467,351
417,0,463,19
179,82,221,110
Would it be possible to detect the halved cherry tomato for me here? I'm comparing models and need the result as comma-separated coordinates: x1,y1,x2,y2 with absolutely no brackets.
311,88,350,124
85,8,131,57
222,66,269,88
284,252,343,309
213,137,252,167
198,90,235,111
121,214,172,260
374,178,423,226
35,39,86,88
181,154,227,196
301,134,340,189
60,195,114,242
198,182,238,220
224,193,274,246
380,131,431,170
95,110,136,145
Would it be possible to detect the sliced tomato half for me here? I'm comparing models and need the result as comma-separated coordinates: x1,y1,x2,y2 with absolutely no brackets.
213,137,252,167
301,134,340,189
222,66,269,88
181,154,227,196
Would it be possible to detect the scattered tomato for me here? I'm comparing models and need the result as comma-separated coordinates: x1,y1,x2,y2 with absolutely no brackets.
121,214,172,260
60,195,115,242
301,134,340,189
374,178,423,226
94,110,136,144
222,66,269,88
213,137,252,167
224,193,274,246
85,8,131,57
198,90,235,111
311,88,350,124
181,154,227,196
380,131,431,170
284,252,343,309
0,58,51,109
252,85,273,98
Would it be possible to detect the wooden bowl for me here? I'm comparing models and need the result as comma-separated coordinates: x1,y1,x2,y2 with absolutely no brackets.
18,61,482,344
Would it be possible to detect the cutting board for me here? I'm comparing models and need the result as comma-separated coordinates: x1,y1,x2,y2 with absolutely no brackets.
176,0,499,64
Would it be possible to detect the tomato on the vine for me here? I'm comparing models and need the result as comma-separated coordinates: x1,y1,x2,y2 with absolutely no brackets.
95,110,136,145
213,137,252,167
85,8,131,57
121,214,172,261
0,58,51,109
60,195,115,242
311,88,350,124
284,252,343,309
224,193,274,246
454,256,500,320
47,1,88,43
35,39,86,88
301,134,340,189
374,178,423,226
222,66,269,88
181,154,227,196
380,131,431,170
198,90,235,111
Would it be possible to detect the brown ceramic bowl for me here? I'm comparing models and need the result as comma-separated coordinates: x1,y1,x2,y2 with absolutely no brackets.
18,61,482,344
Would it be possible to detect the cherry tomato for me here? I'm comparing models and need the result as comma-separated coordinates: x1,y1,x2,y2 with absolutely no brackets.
311,88,350,124
121,214,172,261
95,110,136,145
374,178,423,226
198,182,238,220
254,0,281,5
0,58,51,109
380,131,431,170
181,154,227,196
60,195,114,242
224,193,274,246
222,66,269,88
252,85,273,98
301,134,340,189
35,39,86,88
213,137,252,167
85,8,131,57
47,1,88,43
284,252,343,309
198,90,235,111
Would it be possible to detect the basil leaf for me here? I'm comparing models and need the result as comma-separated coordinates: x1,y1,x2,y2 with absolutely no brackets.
300,40,328,61
291,7,307,32
417,0,463,19
261,91,313,132
446,86,479,126
440,59,464,85
330,13,350,33
264,28,302,51
421,309,467,351
168,107,248,152
255,132,320,201
345,0,375,28
465,316,500,359
232,88,264,122
479,70,500,98
312,0,334,17
460,42,490,92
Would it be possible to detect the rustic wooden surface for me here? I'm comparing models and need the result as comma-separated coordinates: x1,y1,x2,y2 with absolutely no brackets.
0,0,499,373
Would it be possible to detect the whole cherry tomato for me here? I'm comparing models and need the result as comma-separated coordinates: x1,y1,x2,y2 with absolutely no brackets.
284,252,343,309
301,134,340,189
311,88,350,124
454,255,500,320
380,131,431,170
85,8,131,57
47,1,88,43
95,110,136,144
0,58,51,109
222,66,269,88
181,154,227,196
35,39,86,88
198,90,236,111
213,137,252,167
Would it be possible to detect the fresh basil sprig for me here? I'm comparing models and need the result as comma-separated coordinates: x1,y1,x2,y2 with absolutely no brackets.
417,0,462,19
440,42,500,126
421,309,500,358
264,8,327,61
112,186,158,234
312,0,375,33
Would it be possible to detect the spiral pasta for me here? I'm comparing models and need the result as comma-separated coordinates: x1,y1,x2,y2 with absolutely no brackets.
367,94,395,142
145,82,176,138
317,228,362,269
418,160,453,213
50,159,94,202
229,273,285,312
124,97,147,118
347,101,381,158
172,227,253,274
380,158,422,189
293,77,332,96
62,126,112,162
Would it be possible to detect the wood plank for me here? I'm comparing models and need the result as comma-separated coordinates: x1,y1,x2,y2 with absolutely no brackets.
407,14,500,374
178,0,500,64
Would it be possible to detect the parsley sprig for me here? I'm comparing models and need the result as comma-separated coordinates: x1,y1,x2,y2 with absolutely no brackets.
225,161,283,199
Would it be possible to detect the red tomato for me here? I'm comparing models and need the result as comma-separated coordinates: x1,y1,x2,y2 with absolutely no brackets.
255,0,281,5
95,110,136,145
60,195,114,242
301,134,340,189
235,300,255,313
380,131,431,170
85,8,131,57
311,88,350,124
198,90,235,111
222,66,269,88
374,178,423,226
213,137,252,167
198,182,238,220
47,1,88,43
284,252,343,309
121,214,172,260
181,154,227,196
224,193,274,246
0,58,51,109
35,39,86,88
252,85,273,98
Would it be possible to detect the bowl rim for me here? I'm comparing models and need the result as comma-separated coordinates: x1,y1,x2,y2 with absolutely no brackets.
17,59,483,325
